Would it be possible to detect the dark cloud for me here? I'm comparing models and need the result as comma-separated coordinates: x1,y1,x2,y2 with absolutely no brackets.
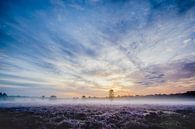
183,62,195,73
131,58,195,86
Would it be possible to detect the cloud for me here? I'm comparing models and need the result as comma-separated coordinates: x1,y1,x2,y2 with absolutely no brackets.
130,58,195,87
0,0,195,97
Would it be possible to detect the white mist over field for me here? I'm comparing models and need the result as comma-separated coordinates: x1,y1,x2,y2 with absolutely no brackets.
0,97,195,107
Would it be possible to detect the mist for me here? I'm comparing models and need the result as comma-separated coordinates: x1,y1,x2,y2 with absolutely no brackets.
1,97,195,108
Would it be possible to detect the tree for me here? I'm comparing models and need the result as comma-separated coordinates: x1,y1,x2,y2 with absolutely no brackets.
0,92,7,97
2,93,7,97
109,89,114,99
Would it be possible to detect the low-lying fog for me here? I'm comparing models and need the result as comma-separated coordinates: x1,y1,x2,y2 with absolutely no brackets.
0,97,195,107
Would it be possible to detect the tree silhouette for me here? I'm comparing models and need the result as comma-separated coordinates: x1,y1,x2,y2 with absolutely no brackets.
0,92,7,97
82,95,86,99
109,89,114,99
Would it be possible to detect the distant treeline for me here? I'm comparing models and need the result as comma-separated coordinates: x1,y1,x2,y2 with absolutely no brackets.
0,92,7,97
1,91,195,99
117,91,195,99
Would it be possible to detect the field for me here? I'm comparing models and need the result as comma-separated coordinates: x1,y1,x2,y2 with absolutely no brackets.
0,100,195,129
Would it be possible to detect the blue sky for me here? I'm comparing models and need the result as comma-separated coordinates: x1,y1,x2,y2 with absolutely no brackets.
0,0,195,97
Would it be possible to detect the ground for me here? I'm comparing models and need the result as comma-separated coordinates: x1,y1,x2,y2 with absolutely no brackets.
0,104,195,129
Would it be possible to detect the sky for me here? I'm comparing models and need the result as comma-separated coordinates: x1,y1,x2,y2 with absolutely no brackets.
0,0,195,98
